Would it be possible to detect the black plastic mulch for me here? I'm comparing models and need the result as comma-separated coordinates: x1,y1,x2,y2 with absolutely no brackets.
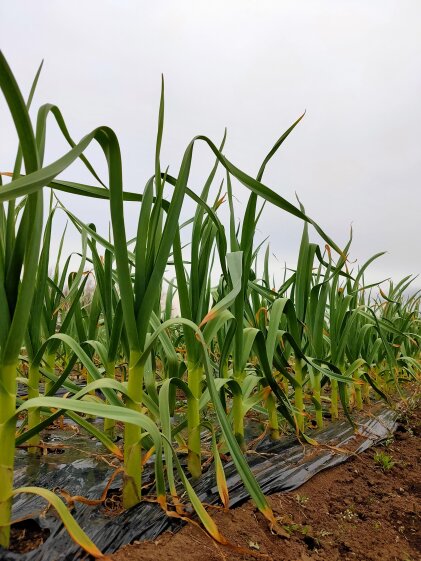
0,405,397,561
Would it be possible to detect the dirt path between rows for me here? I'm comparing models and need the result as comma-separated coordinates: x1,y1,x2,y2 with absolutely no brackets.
112,404,420,561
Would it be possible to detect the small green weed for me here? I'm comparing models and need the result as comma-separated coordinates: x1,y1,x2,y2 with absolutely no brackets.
374,451,395,471
295,494,309,505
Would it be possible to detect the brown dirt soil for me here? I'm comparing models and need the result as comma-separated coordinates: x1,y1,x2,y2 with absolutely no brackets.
8,520,50,554
111,405,421,561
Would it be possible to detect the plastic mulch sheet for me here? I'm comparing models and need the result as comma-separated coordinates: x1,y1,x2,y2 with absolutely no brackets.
0,405,398,561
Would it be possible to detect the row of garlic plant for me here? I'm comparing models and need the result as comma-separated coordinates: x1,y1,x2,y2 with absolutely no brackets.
0,52,419,554
0,53,334,550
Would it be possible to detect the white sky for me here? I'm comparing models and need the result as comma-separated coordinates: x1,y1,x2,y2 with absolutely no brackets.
1,1,420,290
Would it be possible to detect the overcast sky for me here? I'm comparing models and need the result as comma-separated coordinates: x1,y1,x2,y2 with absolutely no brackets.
1,1,420,289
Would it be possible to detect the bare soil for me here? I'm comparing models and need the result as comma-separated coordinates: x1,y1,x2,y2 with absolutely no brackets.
111,405,421,561
8,520,50,555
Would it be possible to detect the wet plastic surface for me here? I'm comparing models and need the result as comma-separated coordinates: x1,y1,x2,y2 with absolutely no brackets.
0,405,398,561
